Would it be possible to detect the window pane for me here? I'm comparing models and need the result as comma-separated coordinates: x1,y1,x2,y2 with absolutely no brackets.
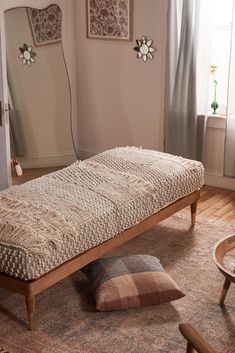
209,29,232,114
213,0,233,26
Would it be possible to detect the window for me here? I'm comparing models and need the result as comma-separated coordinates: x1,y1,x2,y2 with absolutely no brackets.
209,0,233,116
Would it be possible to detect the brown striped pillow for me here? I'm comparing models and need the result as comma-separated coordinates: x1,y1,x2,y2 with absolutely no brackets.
83,255,185,311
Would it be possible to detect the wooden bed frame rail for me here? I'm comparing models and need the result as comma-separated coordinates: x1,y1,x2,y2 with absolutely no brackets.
0,190,200,330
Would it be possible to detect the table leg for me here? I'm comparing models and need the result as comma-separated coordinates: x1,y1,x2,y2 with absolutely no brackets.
220,278,231,304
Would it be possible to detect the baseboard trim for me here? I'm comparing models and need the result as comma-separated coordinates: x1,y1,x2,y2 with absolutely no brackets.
19,152,77,169
205,171,235,190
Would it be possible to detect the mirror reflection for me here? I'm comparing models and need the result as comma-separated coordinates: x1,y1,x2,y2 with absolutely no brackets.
5,5,77,178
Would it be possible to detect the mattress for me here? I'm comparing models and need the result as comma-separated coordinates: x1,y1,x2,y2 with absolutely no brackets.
0,147,204,280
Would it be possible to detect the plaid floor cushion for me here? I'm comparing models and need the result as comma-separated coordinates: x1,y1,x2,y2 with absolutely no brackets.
83,255,185,311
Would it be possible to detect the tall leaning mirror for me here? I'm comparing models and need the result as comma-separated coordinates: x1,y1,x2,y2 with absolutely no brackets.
4,4,77,181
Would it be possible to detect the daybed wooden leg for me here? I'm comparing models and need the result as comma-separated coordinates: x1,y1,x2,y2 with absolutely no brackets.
186,343,194,353
190,201,197,227
220,278,231,304
25,295,36,330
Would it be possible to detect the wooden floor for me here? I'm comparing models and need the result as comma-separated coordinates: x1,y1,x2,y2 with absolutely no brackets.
12,167,63,185
180,185,235,225
12,168,235,226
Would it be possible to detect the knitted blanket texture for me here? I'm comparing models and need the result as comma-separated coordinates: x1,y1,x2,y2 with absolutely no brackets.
0,147,204,280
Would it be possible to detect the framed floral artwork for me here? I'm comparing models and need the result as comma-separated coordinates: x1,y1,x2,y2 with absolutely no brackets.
27,4,62,46
86,0,133,41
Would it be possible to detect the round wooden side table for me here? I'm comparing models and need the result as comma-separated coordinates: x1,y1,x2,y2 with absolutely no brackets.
213,234,235,303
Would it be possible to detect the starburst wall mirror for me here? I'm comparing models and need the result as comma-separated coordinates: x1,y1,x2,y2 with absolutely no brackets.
134,36,156,62
19,44,36,66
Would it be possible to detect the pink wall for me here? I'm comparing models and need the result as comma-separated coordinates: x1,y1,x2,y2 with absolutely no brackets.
74,0,168,159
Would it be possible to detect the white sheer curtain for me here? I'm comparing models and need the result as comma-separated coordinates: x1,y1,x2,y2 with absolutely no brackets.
224,1,235,177
164,0,212,161
197,2,213,115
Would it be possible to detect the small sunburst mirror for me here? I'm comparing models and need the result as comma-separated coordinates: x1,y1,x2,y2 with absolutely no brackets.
19,44,36,67
134,36,156,62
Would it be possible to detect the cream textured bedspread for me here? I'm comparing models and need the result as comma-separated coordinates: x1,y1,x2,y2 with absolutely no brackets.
0,147,204,280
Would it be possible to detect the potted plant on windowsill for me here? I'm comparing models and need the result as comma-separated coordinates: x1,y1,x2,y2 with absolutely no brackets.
210,64,218,115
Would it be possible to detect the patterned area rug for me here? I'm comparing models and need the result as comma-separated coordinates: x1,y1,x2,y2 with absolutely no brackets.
0,215,235,353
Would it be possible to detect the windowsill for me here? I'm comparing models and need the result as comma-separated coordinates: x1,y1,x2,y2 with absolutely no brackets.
207,114,226,130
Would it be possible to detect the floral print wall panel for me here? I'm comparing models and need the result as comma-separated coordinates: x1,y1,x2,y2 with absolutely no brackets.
87,0,132,41
27,4,62,46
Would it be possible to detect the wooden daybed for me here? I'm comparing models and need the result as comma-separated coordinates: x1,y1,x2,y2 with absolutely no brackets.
0,147,204,330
